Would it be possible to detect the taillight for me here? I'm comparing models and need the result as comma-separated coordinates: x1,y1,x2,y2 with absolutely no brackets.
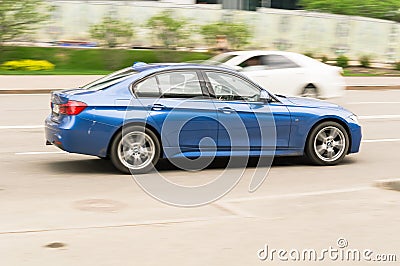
59,100,87,115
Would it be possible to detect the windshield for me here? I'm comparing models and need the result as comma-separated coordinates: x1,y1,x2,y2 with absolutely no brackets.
80,67,138,90
204,54,237,65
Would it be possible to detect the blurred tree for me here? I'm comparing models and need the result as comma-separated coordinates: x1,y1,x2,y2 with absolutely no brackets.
336,55,349,68
0,0,50,47
300,0,400,22
89,16,134,48
200,21,252,49
146,10,189,49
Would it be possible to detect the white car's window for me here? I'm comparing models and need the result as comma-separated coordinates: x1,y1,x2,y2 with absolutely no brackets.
239,56,264,68
205,54,237,65
156,71,203,98
264,55,299,69
134,76,160,97
205,71,260,102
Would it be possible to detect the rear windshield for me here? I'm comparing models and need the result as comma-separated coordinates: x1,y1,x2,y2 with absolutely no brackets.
204,54,237,65
80,68,138,91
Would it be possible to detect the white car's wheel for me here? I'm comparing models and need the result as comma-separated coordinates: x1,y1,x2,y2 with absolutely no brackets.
301,84,318,98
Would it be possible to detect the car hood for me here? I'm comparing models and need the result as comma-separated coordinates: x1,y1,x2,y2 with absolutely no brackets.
284,96,342,109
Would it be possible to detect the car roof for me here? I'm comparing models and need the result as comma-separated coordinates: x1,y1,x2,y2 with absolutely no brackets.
216,50,324,68
132,62,238,74
222,50,298,56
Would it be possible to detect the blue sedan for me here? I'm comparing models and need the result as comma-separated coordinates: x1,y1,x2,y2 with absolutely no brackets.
45,63,361,174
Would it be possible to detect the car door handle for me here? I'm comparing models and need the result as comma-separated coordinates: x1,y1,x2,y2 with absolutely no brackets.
218,107,235,114
149,104,165,111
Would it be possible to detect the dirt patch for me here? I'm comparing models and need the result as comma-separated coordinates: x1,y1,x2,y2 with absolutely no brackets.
73,199,126,213
375,179,400,192
44,242,67,249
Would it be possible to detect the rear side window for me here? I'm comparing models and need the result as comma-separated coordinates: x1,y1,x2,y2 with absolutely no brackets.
206,54,237,65
134,77,160,97
156,71,203,98
133,71,204,98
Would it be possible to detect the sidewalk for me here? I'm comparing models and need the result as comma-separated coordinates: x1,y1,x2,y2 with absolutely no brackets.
0,75,102,93
0,75,399,93
345,76,400,90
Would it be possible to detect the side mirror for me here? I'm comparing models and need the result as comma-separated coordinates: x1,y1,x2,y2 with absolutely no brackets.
259,90,271,103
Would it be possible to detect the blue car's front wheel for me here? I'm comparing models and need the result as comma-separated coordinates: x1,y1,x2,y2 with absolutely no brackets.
110,126,160,174
305,121,349,165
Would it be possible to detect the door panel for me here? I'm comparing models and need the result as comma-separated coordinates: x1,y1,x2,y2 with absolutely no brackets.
202,70,291,152
264,103,291,147
131,70,219,157
213,100,259,149
154,98,218,152
214,100,291,150
245,69,304,96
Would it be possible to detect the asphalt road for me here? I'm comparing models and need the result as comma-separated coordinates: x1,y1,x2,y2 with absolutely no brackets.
1,90,400,265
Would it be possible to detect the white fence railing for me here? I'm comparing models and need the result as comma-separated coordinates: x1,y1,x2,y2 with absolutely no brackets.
39,1,400,62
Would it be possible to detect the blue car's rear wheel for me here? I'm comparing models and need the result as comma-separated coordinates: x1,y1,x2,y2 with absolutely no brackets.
305,121,349,165
110,126,160,174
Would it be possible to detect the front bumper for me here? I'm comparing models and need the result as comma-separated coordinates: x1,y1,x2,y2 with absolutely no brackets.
348,122,362,154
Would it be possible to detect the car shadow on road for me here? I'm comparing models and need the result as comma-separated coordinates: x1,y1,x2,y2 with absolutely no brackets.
45,158,119,175
155,156,333,172
44,155,357,175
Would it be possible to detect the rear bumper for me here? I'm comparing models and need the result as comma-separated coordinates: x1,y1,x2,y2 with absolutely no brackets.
45,115,117,157
45,116,76,153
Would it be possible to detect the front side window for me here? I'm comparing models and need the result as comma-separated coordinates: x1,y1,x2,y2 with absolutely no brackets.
239,56,264,68
205,71,260,102
264,55,299,69
156,71,203,98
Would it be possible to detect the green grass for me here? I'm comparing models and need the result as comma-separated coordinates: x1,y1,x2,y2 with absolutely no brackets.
0,46,213,75
3,47,396,77
343,70,380,77
1,66,384,76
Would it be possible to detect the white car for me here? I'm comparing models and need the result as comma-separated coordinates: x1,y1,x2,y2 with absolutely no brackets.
205,51,346,99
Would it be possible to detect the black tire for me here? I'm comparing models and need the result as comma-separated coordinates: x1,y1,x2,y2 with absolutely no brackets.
305,121,349,166
301,84,318,98
110,125,160,174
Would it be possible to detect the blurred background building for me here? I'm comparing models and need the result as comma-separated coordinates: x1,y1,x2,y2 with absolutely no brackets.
198,0,299,11
71,0,301,10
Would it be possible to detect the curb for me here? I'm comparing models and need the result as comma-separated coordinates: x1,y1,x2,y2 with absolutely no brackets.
375,179,400,192
346,85,400,90
0,86,400,94
0,89,58,94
